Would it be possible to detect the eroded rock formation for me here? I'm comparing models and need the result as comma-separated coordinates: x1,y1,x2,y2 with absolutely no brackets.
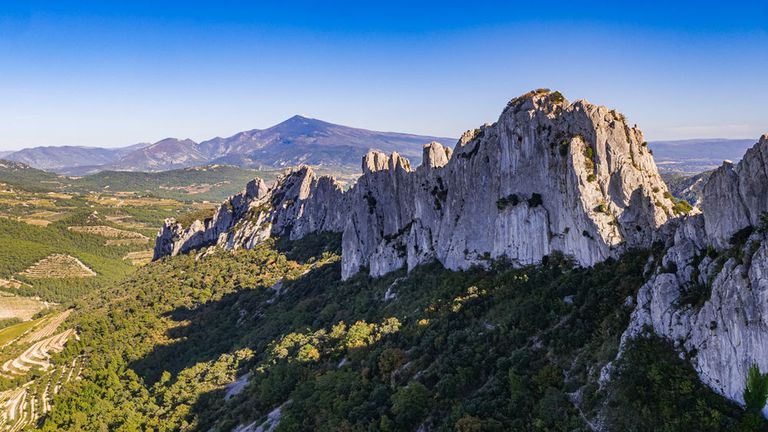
619,134,768,414
154,90,768,415
154,90,677,279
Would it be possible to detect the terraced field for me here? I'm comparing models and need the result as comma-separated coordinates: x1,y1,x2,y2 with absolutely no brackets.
105,238,150,246
0,280,25,290
0,292,50,321
0,310,78,431
19,254,97,279
0,321,39,348
123,250,154,266
1,329,74,376
67,225,147,240
0,356,82,432
17,310,71,345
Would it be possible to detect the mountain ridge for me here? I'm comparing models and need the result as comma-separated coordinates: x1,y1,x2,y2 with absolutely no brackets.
154,89,678,277
151,91,768,420
3,116,456,175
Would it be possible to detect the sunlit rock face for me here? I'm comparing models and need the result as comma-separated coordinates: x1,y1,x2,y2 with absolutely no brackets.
154,90,675,280
703,134,768,247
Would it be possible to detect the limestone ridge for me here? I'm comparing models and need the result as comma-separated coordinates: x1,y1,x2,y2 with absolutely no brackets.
153,89,676,279
617,134,768,414
703,134,768,247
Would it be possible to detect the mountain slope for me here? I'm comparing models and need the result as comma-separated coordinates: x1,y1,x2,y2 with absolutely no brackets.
36,234,754,431
0,159,62,191
4,117,456,174
109,138,207,172
620,134,768,419
3,143,148,173
13,91,768,432
0,160,280,202
199,115,456,168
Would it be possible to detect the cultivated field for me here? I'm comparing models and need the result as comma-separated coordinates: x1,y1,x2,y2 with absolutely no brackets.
1,329,74,376
0,280,25,290
0,292,49,321
67,225,147,239
0,309,79,431
20,254,96,279
0,356,83,432
123,250,154,266
18,310,72,345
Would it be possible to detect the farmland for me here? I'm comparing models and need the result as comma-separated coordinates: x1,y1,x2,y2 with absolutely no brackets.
0,162,278,430
0,311,79,432
0,178,205,431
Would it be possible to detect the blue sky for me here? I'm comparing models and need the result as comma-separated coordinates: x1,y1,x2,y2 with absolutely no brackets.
0,1,766,150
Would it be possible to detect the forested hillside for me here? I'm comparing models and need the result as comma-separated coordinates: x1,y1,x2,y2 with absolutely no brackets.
37,234,761,431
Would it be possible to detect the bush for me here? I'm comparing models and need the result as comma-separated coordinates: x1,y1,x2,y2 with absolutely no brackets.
758,212,768,234
528,193,543,208
672,199,694,215
391,383,431,428
744,364,768,413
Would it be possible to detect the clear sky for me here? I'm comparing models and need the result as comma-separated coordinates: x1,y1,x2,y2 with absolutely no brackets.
1,1,766,150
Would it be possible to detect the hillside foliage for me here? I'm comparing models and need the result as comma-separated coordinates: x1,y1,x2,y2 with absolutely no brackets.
35,234,760,431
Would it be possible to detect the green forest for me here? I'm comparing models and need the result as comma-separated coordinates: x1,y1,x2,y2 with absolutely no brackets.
35,234,764,431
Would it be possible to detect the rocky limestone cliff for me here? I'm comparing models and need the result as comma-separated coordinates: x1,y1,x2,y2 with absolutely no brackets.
703,134,768,247
617,134,768,414
154,89,676,280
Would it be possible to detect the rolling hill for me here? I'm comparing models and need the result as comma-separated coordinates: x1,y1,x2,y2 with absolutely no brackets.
2,116,456,174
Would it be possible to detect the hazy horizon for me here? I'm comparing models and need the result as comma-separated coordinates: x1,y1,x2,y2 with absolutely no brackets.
1,1,766,150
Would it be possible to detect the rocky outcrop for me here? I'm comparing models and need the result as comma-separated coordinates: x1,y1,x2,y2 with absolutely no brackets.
618,134,768,414
152,169,348,260
703,134,768,247
154,90,676,280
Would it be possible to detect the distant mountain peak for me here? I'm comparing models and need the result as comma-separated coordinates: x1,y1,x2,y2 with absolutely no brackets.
5,117,456,174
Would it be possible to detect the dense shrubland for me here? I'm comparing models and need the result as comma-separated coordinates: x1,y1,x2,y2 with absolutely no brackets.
35,234,762,431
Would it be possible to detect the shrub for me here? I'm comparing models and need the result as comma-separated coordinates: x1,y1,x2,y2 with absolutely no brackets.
672,199,694,215
528,193,543,208
744,364,768,413
758,212,768,234
496,194,520,210
391,383,431,428
175,206,217,228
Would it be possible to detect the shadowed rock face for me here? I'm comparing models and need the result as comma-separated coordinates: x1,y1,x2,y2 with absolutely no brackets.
154,90,675,279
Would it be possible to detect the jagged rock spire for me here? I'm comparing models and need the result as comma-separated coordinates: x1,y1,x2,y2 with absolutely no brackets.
155,90,677,280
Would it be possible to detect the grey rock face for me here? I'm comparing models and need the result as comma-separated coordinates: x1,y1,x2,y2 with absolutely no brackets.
619,134,768,414
154,90,675,281
703,134,768,247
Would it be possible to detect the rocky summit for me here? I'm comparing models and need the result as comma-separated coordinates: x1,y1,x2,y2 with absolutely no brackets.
153,89,677,279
